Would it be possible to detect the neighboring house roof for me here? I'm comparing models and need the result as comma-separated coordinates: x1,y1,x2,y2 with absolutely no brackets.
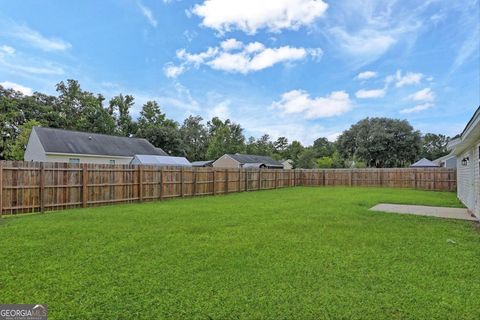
410,158,439,168
448,106,480,155
131,155,191,166
434,152,456,164
33,127,166,157
191,160,215,167
227,153,283,167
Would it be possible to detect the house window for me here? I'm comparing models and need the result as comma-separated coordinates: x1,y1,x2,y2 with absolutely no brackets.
109,160,116,165
69,158,80,164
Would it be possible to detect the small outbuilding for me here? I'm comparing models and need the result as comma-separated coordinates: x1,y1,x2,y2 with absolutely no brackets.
213,153,284,169
409,158,439,168
131,155,191,167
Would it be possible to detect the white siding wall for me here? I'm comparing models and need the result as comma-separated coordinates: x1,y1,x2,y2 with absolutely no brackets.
457,147,476,215
475,143,480,217
45,154,132,164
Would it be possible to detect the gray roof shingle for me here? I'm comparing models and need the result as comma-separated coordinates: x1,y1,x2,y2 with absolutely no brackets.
34,127,167,157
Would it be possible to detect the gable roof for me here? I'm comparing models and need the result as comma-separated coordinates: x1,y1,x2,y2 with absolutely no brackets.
410,158,439,168
33,127,167,157
131,155,191,166
227,153,283,167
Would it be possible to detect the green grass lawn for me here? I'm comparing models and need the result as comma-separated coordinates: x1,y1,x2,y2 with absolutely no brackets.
0,187,479,319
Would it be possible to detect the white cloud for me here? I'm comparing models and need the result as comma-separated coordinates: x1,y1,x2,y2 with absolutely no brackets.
164,64,185,78
0,81,33,95
356,71,377,80
408,88,434,102
220,38,243,51
208,100,230,120
191,0,328,34
387,70,423,87
272,89,352,119
325,1,424,66
137,1,158,27
168,39,321,76
400,103,433,114
355,88,385,98
0,45,15,55
6,25,71,51
330,27,395,59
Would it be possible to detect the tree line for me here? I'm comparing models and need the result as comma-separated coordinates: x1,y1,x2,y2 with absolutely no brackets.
0,80,451,168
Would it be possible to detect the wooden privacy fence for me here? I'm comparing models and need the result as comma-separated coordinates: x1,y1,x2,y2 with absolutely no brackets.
0,161,456,215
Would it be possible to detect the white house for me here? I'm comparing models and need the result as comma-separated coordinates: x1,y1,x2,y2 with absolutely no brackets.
448,106,480,218
24,127,167,164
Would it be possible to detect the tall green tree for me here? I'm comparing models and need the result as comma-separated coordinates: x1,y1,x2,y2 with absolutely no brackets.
420,133,450,160
4,119,40,160
55,80,115,134
108,94,137,136
136,101,184,156
180,115,209,161
312,137,335,158
296,148,317,169
285,140,304,165
336,117,421,168
206,117,245,159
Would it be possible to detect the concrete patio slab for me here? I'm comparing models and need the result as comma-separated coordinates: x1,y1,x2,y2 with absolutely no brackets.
370,204,478,221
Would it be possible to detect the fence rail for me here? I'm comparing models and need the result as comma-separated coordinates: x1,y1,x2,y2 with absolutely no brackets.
0,161,456,215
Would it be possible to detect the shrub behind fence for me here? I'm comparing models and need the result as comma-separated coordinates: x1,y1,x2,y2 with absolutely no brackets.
0,161,456,215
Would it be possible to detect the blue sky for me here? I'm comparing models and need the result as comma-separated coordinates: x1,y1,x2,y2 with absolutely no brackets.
0,0,479,144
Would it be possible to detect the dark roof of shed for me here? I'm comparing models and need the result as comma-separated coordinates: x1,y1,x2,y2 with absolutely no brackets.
228,153,283,166
33,127,167,157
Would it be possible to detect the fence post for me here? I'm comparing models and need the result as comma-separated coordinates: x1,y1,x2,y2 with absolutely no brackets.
238,169,241,192
414,170,418,189
0,162,3,217
39,162,45,213
349,170,352,187
225,169,229,194
159,168,163,200
138,166,143,202
245,169,248,191
274,170,278,189
82,164,88,208
212,169,216,195
180,167,184,197
293,170,296,187
192,168,196,197
432,169,436,191
258,169,262,190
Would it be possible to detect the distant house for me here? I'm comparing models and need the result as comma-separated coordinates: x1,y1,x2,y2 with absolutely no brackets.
191,160,215,167
213,153,284,169
131,155,191,167
434,153,457,168
280,159,294,170
409,158,439,168
448,106,480,218
24,127,167,164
